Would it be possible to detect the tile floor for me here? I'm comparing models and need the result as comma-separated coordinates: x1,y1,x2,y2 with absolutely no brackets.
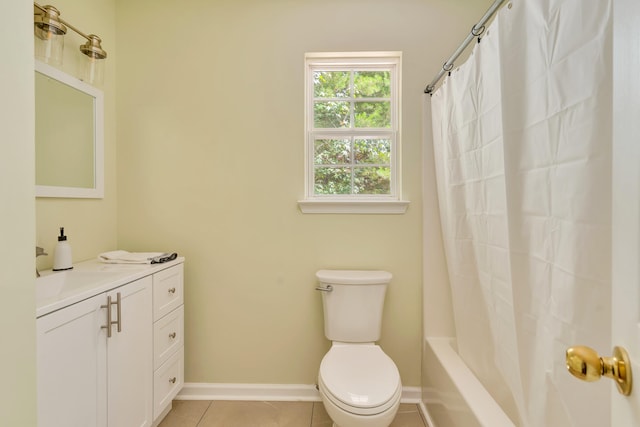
158,400,428,427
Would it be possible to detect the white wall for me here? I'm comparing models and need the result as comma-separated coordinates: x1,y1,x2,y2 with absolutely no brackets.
0,0,36,423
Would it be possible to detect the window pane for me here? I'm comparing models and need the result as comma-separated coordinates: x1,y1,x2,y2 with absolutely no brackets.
354,101,390,128
314,139,351,164
314,167,352,195
354,167,391,194
314,101,351,128
354,138,390,164
313,71,350,98
354,71,390,98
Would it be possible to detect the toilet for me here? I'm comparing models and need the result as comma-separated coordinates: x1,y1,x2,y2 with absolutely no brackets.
315,270,402,427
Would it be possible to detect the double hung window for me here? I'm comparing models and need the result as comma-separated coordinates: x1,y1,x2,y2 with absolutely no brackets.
300,52,407,214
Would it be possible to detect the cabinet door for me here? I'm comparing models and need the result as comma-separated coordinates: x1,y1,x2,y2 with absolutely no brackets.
37,293,107,427
106,276,153,427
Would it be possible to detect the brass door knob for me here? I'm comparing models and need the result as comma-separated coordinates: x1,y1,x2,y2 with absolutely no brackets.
566,345,632,396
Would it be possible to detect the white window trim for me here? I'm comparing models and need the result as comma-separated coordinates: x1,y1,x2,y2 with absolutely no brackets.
298,52,409,214
298,198,410,214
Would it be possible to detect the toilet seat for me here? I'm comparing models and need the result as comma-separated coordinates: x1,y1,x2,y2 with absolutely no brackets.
319,344,401,416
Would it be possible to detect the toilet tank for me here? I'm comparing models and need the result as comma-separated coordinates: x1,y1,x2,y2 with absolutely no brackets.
316,270,392,343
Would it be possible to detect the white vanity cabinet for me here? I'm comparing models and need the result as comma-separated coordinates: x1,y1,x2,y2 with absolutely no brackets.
36,260,185,427
37,276,153,427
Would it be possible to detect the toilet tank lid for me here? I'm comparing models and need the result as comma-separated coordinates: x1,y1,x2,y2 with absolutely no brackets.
316,270,392,285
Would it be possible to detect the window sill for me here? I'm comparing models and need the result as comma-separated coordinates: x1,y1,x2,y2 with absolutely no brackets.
298,199,410,214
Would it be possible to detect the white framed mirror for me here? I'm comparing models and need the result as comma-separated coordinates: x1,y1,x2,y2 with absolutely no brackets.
35,60,104,198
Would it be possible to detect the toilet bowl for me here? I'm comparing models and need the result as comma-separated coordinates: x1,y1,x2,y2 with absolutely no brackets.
318,343,401,427
315,270,401,427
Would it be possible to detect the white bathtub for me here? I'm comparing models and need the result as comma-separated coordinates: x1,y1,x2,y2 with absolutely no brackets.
421,337,516,427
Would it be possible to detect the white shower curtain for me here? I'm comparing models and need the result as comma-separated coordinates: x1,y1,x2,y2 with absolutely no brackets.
429,0,612,425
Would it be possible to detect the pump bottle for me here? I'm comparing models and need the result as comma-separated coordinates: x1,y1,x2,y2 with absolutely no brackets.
53,227,73,271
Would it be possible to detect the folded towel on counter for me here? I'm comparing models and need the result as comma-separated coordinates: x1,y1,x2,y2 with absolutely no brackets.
98,250,178,264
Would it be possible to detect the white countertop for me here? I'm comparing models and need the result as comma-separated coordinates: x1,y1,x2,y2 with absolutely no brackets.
36,257,185,318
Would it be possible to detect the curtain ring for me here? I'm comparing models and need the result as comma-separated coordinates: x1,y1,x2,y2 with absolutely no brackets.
471,24,485,37
443,62,454,72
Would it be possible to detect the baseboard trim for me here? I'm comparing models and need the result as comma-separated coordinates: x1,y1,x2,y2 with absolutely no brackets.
400,386,422,403
177,383,422,404
177,383,320,402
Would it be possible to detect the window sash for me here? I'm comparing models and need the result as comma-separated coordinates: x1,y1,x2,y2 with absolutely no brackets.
305,53,400,200
308,130,398,198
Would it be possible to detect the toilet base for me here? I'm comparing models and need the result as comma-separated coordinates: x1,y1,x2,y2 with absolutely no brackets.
319,389,401,427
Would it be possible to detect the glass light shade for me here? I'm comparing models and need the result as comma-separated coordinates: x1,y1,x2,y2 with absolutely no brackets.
79,54,104,87
34,28,65,66
34,5,66,66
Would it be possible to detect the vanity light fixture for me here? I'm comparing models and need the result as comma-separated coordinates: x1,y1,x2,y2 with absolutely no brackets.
34,5,66,66
34,2,107,85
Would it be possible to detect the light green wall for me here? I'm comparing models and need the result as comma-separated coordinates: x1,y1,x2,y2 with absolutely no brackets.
1,0,36,424
35,0,118,271
115,0,487,386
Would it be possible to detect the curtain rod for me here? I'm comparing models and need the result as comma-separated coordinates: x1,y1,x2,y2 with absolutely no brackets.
424,0,508,94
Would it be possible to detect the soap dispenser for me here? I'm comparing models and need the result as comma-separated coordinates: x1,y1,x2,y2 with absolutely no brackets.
53,227,73,271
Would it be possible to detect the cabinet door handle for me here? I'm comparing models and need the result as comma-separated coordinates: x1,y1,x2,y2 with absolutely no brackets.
169,377,177,384
101,292,122,337
169,332,177,339
114,292,122,333
168,287,176,294
101,296,113,337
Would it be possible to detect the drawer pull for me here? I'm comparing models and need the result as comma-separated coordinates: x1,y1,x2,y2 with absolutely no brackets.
168,287,176,294
169,377,177,384
169,332,177,339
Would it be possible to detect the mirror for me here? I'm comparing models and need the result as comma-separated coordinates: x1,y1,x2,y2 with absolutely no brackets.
35,60,104,198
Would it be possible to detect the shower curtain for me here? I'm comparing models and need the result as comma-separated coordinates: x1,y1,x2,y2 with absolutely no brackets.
429,0,612,425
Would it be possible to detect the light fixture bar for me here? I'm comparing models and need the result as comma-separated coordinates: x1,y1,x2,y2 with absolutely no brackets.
34,2,107,59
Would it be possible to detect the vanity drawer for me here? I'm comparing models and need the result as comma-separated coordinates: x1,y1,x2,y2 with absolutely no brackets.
154,306,184,370
154,346,184,419
153,264,184,320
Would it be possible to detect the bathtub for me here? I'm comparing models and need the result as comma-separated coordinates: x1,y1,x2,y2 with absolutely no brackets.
421,337,516,427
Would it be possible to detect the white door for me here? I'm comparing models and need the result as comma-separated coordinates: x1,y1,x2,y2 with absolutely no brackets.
36,293,107,427
611,0,640,424
107,276,153,427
